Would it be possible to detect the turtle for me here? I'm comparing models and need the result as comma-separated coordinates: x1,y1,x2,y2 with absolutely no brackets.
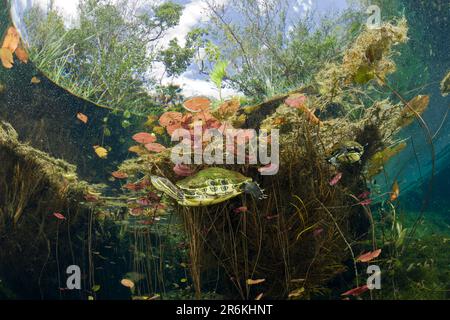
327,141,364,166
150,167,266,207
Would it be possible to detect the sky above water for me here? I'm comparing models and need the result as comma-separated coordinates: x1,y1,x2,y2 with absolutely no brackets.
12,0,349,98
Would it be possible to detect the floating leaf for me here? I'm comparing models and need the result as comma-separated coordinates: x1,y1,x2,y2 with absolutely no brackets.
145,143,166,153
77,112,88,124
159,112,182,128
357,249,382,263
255,293,264,300
0,48,13,69
132,132,156,144
92,285,101,292
31,76,41,84
180,278,188,283
93,146,108,159
15,46,28,63
2,27,20,53
53,212,66,220
144,115,158,127
247,278,265,285
173,164,194,177
288,287,305,299
120,279,135,289
112,171,128,179
153,126,165,135
183,96,211,113
88,296,94,301
341,285,369,297
128,145,147,155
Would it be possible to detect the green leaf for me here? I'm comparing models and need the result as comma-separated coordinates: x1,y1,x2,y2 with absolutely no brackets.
92,285,101,292
210,60,229,89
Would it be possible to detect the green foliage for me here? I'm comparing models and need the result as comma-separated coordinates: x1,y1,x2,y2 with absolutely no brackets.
24,0,183,113
203,0,362,102
210,60,228,99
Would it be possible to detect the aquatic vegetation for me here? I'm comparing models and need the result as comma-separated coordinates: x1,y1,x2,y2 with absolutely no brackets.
441,71,450,96
316,19,408,101
365,142,407,178
396,95,430,127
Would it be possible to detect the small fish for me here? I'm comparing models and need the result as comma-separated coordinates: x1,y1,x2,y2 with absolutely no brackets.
31,76,41,84
390,181,400,201
266,214,279,220
329,172,343,186
234,206,248,214
76,112,88,124
255,293,264,300
356,249,381,263
53,212,66,220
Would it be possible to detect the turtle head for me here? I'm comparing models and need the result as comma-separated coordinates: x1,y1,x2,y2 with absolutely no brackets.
243,181,267,200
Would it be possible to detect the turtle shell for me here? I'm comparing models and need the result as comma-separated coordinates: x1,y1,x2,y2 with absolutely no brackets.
176,167,251,191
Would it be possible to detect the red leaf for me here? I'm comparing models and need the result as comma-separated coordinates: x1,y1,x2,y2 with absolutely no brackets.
357,249,382,263
358,191,371,200
84,194,100,202
359,199,372,206
173,164,194,177
183,96,211,113
112,171,128,179
329,172,343,186
341,285,369,297
132,132,156,144
285,94,308,108
145,143,166,153
234,206,248,214
53,212,66,220
76,112,88,124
